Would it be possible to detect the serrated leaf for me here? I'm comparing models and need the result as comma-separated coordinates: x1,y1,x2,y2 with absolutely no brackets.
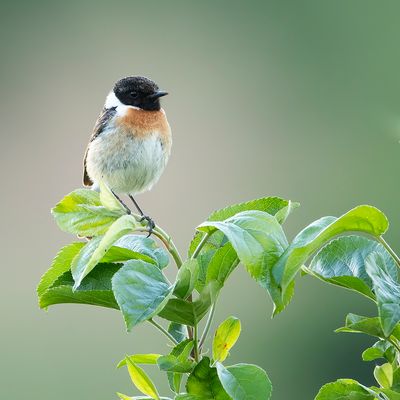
173,259,199,299
112,260,174,330
186,357,230,399
117,354,162,368
273,205,389,303
125,357,160,400
307,236,397,300
197,210,289,314
374,363,393,389
314,379,377,399
213,316,241,363
72,215,139,289
274,200,300,224
37,242,85,300
52,189,124,236
216,362,272,400
158,282,220,326
366,252,400,337
157,355,194,373
39,264,120,309
335,314,386,338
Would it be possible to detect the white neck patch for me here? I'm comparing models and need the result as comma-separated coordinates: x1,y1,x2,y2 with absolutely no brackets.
104,91,140,116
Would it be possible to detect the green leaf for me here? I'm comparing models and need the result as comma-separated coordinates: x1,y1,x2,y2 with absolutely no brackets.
125,357,160,400
39,264,120,310
52,189,124,236
117,354,162,368
157,356,194,373
376,388,400,400
374,363,393,389
213,316,241,363
175,395,207,400
335,314,386,338
72,215,139,289
37,242,85,300
366,252,400,337
113,235,169,269
273,205,389,300
112,260,174,330
197,210,289,314
158,282,220,326
205,243,239,287
99,181,127,212
216,362,272,400
165,339,194,393
117,395,171,400
307,236,397,300
167,322,187,344
275,200,300,224
315,379,377,399
362,341,396,363
173,259,199,299
186,357,230,399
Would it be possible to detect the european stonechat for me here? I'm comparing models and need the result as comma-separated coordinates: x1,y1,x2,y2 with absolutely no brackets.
83,76,171,233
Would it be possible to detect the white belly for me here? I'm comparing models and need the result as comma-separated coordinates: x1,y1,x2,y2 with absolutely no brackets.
86,128,169,194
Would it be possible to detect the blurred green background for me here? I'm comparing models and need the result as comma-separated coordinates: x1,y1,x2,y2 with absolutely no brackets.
1,0,399,398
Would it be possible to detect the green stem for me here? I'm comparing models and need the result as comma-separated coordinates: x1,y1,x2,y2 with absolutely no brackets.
199,302,216,349
191,232,211,259
378,236,400,268
193,324,200,362
149,318,178,345
153,225,183,268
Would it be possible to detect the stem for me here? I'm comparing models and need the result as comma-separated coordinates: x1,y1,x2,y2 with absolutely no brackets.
191,232,211,259
193,324,200,362
199,302,216,349
378,236,400,268
153,225,183,269
149,318,178,345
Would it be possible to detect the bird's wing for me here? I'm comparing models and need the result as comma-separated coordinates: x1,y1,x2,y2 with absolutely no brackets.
83,106,117,186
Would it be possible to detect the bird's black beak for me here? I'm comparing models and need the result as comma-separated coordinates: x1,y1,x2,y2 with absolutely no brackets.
148,90,169,101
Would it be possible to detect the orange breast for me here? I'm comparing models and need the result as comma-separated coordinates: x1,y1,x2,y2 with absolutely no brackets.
116,108,171,148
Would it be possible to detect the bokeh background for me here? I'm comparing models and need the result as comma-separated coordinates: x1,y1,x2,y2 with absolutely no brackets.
1,1,399,398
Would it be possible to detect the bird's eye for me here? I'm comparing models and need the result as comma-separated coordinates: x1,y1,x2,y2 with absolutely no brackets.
129,91,138,98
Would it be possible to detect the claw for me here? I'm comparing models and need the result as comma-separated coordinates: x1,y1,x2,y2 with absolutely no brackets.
140,215,156,237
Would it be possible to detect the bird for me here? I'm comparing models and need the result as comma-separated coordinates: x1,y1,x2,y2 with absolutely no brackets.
83,76,171,235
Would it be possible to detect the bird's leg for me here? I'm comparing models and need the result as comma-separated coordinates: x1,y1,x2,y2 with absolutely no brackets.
128,194,155,237
111,190,132,214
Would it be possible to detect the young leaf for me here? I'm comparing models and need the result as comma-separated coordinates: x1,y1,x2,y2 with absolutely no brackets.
173,259,199,299
366,252,400,337
273,205,389,300
52,189,124,236
157,355,194,373
307,236,397,300
164,339,193,393
362,341,396,363
274,200,300,224
197,210,289,314
99,181,127,212
167,322,187,343
205,243,239,288
39,264,120,310
185,357,230,399
117,354,162,368
216,362,272,400
158,282,220,326
213,316,241,363
37,242,85,300
125,357,160,400
112,260,174,330
72,215,139,289
374,363,393,389
113,235,169,269
335,314,386,339
314,379,377,399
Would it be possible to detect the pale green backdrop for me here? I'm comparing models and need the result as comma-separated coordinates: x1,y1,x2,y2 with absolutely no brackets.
1,1,399,399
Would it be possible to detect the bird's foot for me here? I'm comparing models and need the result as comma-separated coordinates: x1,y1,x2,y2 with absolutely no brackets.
140,215,156,237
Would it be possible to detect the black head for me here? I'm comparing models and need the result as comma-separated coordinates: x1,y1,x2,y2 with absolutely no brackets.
113,76,168,111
